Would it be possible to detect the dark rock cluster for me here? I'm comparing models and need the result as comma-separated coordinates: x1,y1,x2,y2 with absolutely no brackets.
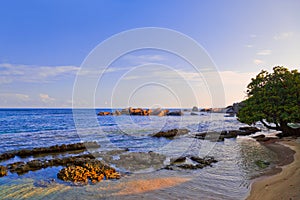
151,129,190,139
194,126,260,142
7,154,94,175
165,156,217,170
0,142,100,161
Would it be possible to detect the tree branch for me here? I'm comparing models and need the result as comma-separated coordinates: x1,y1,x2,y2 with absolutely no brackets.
260,119,280,130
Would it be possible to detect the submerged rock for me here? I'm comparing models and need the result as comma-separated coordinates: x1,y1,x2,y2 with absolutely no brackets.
106,151,166,172
151,129,190,139
165,156,217,170
255,160,270,169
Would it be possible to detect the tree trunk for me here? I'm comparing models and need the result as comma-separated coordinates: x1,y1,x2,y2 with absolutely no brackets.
280,121,300,136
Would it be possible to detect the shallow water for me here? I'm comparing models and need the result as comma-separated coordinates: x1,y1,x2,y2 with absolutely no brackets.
0,109,277,199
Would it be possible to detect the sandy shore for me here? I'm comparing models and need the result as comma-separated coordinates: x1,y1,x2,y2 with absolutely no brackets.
247,138,300,200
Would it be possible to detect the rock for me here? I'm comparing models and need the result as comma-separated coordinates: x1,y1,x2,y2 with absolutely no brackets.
97,112,112,116
177,164,203,169
200,108,212,112
194,127,261,142
192,106,198,112
151,129,190,139
27,160,44,170
150,108,162,115
190,156,217,165
57,160,120,184
252,134,265,139
190,112,198,115
129,107,144,115
0,152,16,161
7,162,25,171
239,126,261,134
170,157,186,164
10,142,100,158
0,165,7,177
121,108,130,115
165,156,217,170
107,152,166,172
255,160,270,169
167,111,183,116
256,137,272,142
14,163,31,175
114,110,122,116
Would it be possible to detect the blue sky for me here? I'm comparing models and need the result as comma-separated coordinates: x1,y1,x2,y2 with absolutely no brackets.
0,0,299,107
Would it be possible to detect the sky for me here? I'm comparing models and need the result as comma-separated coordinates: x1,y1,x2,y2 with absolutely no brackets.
0,0,299,108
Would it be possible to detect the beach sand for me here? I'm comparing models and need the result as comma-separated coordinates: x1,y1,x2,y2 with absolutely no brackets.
247,138,300,200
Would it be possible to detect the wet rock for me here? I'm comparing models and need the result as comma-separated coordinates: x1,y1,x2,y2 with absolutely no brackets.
6,154,95,175
170,156,186,164
239,126,261,134
0,165,7,177
255,160,270,169
7,161,25,171
57,160,120,184
256,137,272,142
120,108,130,115
151,129,190,139
177,164,204,169
114,110,122,116
27,160,44,170
190,156,217,165
14,163,31,175
192,106,198,112
194,127,261,142
6,142,100,158
97,112,112,116
166,156,217,170
252,134,265,139
167,111,183,116
0,152,16,161
107,152,166,172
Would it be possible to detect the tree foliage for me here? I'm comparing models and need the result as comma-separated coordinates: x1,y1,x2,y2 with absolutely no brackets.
237,66,300,136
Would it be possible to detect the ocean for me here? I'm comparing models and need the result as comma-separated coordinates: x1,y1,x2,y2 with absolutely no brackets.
0,109,278,199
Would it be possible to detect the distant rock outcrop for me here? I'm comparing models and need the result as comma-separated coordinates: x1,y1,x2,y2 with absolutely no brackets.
192,106,198,112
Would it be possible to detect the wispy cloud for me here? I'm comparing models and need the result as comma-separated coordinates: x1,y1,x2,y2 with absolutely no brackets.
0,63,79,84
39,93,55,103
256,50,272,55
250,34,257,38
253,59,264,65
273,32,294,40
0,93,30,101
245,44,253,48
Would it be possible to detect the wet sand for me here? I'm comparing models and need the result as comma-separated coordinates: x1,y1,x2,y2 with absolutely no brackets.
247,138,300,200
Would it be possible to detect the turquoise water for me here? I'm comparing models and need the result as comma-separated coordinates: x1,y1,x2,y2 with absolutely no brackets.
0,109,277,199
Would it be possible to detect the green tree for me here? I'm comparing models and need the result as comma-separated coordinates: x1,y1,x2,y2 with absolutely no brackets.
237,66,300,136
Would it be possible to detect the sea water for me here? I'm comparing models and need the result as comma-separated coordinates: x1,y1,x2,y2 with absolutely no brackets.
0,109,277,199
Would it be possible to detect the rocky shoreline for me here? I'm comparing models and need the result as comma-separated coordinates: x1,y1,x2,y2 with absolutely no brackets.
0,125,271,186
